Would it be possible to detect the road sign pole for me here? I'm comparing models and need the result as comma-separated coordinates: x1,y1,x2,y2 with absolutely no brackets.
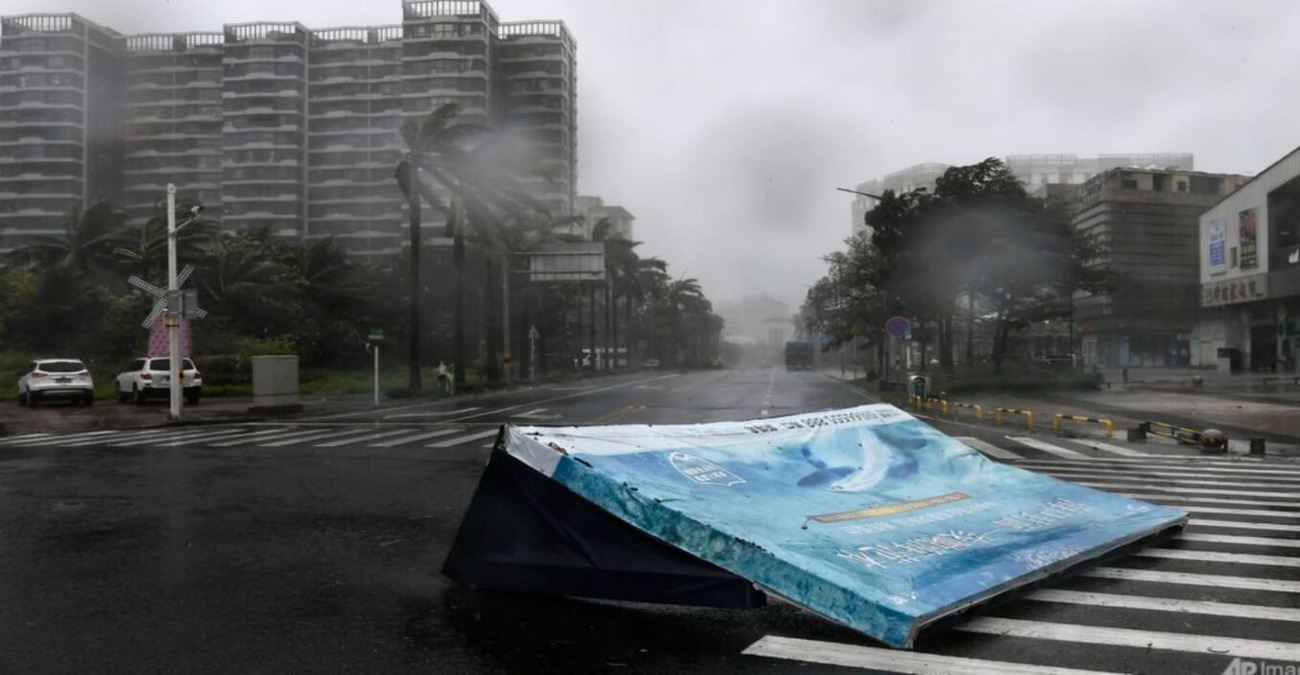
373,344,379,406
166,184,182,421
528,325,539,383
502,259,511,385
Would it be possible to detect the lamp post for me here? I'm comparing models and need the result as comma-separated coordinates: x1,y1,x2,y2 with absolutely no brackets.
165,183,203,421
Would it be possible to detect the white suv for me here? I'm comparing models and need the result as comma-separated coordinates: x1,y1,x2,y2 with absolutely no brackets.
115,357,202,404
17,358,95,406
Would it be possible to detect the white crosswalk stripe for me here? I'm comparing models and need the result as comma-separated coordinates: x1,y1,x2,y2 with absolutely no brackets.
428,429,498,448
955,436,1023,460
367,428,463,447
1007,436,1090,458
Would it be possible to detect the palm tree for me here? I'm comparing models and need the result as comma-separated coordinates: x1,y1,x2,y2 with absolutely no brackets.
114,199,218,281
196,229,299,338
665,277,705,366
9,200,128,279
393,102,472,392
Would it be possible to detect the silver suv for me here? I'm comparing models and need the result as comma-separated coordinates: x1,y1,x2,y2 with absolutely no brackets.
17,358,94,406
115,357,202,404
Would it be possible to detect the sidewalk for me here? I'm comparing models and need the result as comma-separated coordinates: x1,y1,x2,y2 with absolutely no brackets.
822,367,1300,456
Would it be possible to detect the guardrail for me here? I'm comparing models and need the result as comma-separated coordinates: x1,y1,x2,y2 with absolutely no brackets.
993,407,1034,430
1052,413,1114,439
1139,421,1209,445
948,402,983,422
1262,375,1300,385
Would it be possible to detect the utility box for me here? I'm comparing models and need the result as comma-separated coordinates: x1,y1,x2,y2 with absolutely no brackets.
907,374,929,399
251,355,301,411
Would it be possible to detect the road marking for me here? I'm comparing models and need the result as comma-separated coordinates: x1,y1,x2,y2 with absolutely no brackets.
1072,439,1149,457
742,635,1119,675
1189,518,1300,534
955,437,1023,460
584,371,728,424
153,428,270,447
1121,493,1300,509
1140,548,1300,568
258,428,381,448
1020,459,1300,478
1012,456,1288,472
428,429,498,448
1071,480,1300,501
512,408,562,421
313,429,419,447
65,428,180,446
1086,566,1300,593
368,428,462,447
0,433,51,444
1178,532,1300,548
106,427,249,447
1008,436,1089,459
1028,588,1300,623
956,617,1300,661
2,429,123,446
383,407,481,420
205,428,320,447
1037,468,1300,488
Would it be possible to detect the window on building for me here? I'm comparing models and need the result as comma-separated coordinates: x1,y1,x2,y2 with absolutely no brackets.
1152,174,1166,192
1176,181,1188,192
1120,179,1138,190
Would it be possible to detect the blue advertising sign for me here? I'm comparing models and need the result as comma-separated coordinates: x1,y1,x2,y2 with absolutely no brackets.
1209,218,1226,274
505,404,1187,648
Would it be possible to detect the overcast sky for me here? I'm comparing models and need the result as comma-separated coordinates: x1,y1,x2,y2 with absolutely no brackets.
9,0,1300,309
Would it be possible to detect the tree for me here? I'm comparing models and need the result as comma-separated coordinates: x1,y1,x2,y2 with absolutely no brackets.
864,158,1107,374
8,200,128,279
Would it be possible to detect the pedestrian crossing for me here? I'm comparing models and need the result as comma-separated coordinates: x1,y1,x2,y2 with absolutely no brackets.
747,452,1300,675
0,423,504,450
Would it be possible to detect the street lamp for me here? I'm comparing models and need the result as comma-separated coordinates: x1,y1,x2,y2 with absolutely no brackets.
165,183,203,421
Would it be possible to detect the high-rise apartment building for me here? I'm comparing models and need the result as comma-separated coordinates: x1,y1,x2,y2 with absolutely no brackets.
0,0,578,255
0,14,124,244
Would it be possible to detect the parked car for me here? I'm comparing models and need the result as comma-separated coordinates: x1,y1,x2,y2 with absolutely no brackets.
115,357,202,404
642,358,661,370
17,358,95,406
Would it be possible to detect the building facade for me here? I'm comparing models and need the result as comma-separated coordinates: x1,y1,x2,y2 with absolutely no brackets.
1195,145,1300,373
0,1,577,256
575,194,634,241
1073,167,1248,368
850,153,1195,237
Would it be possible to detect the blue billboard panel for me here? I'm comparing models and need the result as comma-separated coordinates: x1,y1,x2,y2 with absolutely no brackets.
504,404,1187,648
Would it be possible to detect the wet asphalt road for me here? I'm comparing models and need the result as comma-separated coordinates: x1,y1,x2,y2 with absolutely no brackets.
1,368,1297,674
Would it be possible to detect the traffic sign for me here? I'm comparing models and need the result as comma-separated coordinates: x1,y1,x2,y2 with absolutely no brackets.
885,316,910,338
368,329,384,342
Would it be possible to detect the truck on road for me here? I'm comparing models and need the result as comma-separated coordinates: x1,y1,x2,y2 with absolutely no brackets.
784,340,814,370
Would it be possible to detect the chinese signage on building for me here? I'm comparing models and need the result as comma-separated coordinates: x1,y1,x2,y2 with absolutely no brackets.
1202,273,1268,307
1239,208,1259,270
1208,218,1226,274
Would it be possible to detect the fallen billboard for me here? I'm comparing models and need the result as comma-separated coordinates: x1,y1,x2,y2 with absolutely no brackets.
444,403,1188,648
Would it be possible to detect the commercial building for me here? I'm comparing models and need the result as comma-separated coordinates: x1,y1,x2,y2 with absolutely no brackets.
0,1,577,256
850,153,1195,237
1195,144,1300,373
1072,167,1248,368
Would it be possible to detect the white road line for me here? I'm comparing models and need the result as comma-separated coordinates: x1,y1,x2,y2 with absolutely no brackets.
955,437,1023,460
742,635,1119,675
0,433,52,444
1190,518,1300,534
1038,469,1300,488
1028,588,1300,623
259,428,382,448
1140,548,1300,568
3,429,124,446
106,427,251,447
1071,440,1150,457
1121,494,1300,511
368,428,462,447
1013,457,1293,473
154,428,268,447
1085,567,1300,593
1072,480,1299,501
428,429,498,448
383,407,481,420
66,428,181,446
1015,459,1300,478
314,429,419,448
957,617,1300,661
1179,532,1300,548
1008,436,1089,459
205,428,317,447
